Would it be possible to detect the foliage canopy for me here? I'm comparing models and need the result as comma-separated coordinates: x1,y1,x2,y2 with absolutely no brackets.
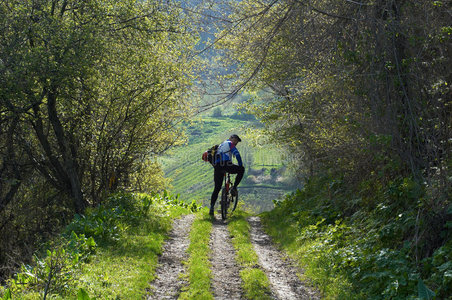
0,0,197,280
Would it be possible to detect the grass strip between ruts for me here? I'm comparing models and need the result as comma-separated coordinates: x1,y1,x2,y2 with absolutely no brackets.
179,209,214,300
227,209,272,300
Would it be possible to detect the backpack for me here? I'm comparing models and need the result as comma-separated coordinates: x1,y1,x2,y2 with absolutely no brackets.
202,144,219,165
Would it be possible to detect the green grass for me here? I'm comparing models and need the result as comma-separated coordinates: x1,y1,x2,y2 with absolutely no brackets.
240,268,272,300
179,209,213,300
76,197,191,299
260,206,353,299
0,193,194,299
77,233,164,299
227,209,272,299
259,178,452,299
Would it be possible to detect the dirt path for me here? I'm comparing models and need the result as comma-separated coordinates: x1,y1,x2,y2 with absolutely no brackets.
147,213,319,300
248,216,320,300
147,214,195,300
210,216,244,299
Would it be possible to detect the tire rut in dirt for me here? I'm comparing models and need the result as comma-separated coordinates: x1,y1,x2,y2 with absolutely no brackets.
248,216,320,300
210,216,244,299
147,214,195,299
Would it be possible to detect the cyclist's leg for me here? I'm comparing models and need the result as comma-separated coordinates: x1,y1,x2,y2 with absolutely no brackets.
210,165,224,212
224,164,245,187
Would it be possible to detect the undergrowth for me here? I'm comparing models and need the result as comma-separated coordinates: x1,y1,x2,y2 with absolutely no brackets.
261,175,452,299
228,208,272,299
0,191,198,299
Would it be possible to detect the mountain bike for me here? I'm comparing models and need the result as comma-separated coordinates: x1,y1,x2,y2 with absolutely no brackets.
220,172,238,220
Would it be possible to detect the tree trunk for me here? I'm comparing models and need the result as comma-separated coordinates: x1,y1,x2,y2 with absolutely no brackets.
0,118,22,213
46,87,86,213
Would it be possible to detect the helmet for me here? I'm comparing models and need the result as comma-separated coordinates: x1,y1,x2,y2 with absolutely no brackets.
230,134,242,142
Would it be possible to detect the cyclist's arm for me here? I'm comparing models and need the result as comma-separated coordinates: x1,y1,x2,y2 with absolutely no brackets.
231,147,243,167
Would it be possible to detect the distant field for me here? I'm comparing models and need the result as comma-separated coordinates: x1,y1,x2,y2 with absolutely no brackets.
159,115,296,212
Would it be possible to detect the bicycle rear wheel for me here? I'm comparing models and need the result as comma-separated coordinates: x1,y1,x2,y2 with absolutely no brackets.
221,188,228,220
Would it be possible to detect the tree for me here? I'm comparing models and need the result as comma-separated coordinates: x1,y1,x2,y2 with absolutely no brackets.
0,0,196,213
217,0,450,184
0,0,198,279
215,0,451,255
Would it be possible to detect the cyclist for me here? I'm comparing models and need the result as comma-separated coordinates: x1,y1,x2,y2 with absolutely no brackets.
210,134,245,216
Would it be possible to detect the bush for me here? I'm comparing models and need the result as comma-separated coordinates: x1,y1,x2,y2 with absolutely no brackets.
0,191,198,299
230,111,256,121
262,174,448,299
2,233,96,299
212,107,222,117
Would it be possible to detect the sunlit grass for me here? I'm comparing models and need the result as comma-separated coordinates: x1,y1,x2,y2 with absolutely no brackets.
75,201,191,299
228,213,258,267
179,209,213,300
240,268,272,300
77,234,162,298
227,209,272,299
0,193,194,300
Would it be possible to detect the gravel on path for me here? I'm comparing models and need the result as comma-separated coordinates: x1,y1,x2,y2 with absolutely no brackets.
210,216,244,299
248,216,320,300
147,214,195,300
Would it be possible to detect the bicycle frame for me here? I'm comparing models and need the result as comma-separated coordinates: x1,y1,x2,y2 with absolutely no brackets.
224,172,231,194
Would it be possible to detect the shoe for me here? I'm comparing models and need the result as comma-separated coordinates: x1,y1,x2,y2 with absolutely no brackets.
209,207,214,216
230,186,238,197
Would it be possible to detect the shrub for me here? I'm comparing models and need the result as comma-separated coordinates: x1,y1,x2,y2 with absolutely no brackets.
262,174,447,299
2,233,96,299
0,191,197,299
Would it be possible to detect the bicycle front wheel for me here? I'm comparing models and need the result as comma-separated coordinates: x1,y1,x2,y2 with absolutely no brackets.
221,188,228,220
231,192,238,212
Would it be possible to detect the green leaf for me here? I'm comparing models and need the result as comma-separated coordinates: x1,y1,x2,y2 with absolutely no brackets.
86,237,96,248
444,270,452,279
447,204,452,215
438,261,452,272
77,288,91,300
2,288,12,300
417,279,435,300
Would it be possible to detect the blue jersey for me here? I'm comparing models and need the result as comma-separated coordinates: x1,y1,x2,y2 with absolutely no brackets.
215,139,243,166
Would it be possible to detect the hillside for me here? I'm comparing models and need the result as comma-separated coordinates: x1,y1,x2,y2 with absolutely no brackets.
159,114,297,212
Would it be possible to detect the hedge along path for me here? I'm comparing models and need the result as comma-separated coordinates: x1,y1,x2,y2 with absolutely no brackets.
147,213,195,299
248,216,321,300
